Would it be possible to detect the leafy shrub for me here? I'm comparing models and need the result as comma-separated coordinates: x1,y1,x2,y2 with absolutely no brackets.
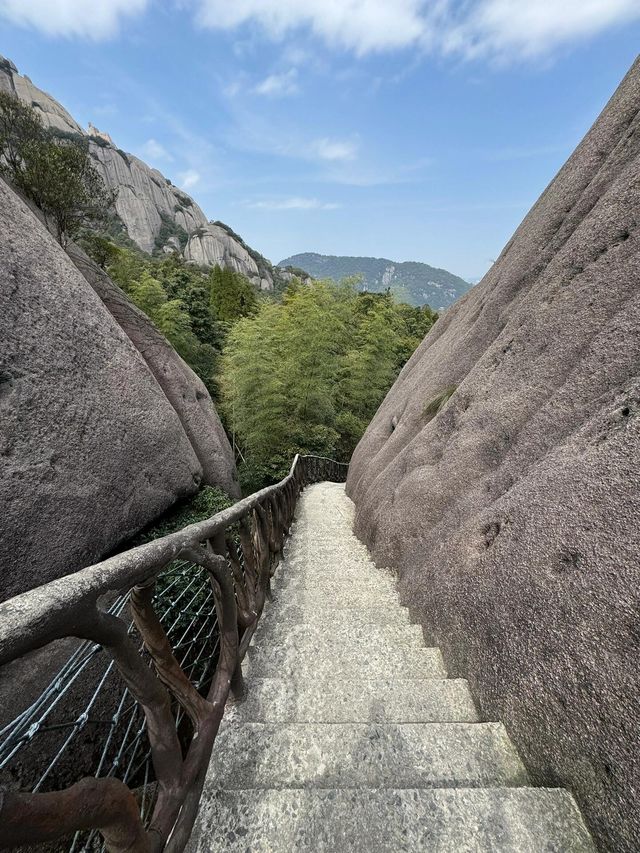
135,486,235,544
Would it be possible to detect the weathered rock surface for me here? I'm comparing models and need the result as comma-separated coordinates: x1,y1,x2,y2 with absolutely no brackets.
347,58,640,852
0,54,82,134
0,179,204,601
0,55,277,286
184,224,266,288
66,244,240,498
89,144,208,255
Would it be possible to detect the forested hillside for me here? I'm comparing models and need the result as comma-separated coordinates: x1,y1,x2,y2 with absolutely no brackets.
279,252,471,309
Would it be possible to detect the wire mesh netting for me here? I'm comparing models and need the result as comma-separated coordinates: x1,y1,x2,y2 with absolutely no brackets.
0,558,220,853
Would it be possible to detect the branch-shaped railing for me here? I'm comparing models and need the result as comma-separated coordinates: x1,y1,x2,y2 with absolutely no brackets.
0,454,348,852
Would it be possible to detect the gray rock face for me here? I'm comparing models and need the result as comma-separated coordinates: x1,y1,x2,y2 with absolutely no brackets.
184,224,267,288
0,56,275,286
347,58,640,853
0,179,203,602
0,53,82,134
67,244,240,498
88,144,209,255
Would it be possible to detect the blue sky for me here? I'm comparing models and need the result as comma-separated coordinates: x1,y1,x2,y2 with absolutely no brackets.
1,2,639,280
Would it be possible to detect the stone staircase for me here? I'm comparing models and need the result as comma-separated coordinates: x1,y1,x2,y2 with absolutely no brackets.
188,482,595,852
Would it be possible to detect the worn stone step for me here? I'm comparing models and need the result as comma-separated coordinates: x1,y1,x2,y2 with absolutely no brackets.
272,570,397,594
225,677,479,724
251,619,424,652
189,788,596,853
268,580,401,610
209,722,529,789
256,601,411,628
244,631,446,679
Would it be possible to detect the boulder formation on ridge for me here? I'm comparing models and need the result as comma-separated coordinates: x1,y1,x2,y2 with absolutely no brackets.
0,54,281,289
347,57,640,852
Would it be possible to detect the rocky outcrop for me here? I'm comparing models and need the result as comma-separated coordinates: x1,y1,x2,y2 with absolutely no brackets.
0,54,82,134
67,243,240,498
88,143,209,254
347,58,640,852
0,178,205,601
0,55,278,286
185,224,267,288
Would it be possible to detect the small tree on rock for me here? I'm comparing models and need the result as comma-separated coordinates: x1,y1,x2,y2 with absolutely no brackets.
0,91,116,245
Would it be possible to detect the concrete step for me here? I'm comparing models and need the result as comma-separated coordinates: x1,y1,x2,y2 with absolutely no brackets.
189,788,596,852
256,601,411,628
272,570,397,595
225,677,479,724
251,619,424,652
268,579,401,610
244,631,446,679
209,722,529,789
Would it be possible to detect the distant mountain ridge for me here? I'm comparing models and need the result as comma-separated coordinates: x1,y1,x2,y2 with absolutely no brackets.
278,252,471,309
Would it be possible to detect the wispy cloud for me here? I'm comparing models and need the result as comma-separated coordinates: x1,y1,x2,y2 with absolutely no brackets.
312,137,359,162
254,68,299,97
178,168,201,189
246,197,341,211
0,0,149,39
193,0,640,63
140,138,173,162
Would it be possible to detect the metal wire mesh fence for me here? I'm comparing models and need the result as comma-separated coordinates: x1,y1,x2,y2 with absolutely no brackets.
0,559,218,852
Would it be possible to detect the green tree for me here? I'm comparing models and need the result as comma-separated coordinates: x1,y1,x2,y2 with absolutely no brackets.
221,278,438,491
0,90,43,179
0,92,116,245
209,265,258,323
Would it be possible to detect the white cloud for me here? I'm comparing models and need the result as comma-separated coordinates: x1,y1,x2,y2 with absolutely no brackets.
312,137,359,162
194,0,640,62
254,68,299,97
195,0,428,55
179,169,201,189
247,197,341,211
140,138,173,162
0,0,149,39
441,0,640,60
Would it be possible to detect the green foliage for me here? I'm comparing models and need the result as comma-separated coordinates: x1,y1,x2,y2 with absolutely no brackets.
209,265,258,323
103,246,269,400
136,486,235,544
81,232,122,269
0,92,115,245
222,280,438,491
154,211,189,254
423,385,457,418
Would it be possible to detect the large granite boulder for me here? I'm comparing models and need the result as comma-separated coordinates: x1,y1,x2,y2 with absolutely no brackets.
1,178,224,602
347,58,640,852
67,244,240,498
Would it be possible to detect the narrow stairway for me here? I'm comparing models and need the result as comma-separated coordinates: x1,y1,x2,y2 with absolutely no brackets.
189,482,594,852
